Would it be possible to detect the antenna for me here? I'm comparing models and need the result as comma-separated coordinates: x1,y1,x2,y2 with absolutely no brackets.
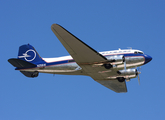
127,47,132,50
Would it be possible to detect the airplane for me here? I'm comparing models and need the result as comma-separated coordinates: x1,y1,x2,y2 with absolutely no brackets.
8,24,152,93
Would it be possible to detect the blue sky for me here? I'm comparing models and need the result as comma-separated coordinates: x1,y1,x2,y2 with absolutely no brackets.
1,0,165,120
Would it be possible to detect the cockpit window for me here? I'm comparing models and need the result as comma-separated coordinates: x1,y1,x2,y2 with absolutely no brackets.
134,51,143,54
134,51,138,54
138,52,143,54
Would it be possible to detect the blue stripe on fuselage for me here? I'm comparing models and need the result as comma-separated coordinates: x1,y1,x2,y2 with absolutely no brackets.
16,53,145,70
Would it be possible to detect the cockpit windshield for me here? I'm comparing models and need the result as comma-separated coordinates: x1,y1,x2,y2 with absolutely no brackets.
134,51,144,54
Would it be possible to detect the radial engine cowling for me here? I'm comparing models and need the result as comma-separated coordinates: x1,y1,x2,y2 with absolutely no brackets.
106,55,125,65
117,69,137,79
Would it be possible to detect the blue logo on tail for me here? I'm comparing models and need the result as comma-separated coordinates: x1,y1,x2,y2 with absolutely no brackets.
18,49,36,62
18,44,43,64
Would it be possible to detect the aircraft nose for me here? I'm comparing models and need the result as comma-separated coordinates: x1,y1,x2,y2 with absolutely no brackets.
144,55,152,64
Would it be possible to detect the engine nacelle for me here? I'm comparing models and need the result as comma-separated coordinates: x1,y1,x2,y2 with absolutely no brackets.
106,55,125,65
107,68,140,82
117,69,137,79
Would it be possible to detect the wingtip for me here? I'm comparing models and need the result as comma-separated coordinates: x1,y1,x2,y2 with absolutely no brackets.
51,23,57,28
51,23,60,28
51,23,62,31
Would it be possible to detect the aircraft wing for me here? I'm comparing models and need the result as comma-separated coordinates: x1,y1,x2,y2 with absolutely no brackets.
96,80,127,93
51,24,127,93
51,24,107,64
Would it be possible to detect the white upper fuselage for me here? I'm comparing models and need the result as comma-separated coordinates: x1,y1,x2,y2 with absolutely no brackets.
28,48,147,75
42,49,144,63
17,48,151,78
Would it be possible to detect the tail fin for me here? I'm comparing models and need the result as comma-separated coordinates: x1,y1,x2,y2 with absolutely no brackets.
8,44,43,78
18,44,43,64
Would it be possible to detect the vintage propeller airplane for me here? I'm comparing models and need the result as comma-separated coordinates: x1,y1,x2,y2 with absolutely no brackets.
8,24,152,93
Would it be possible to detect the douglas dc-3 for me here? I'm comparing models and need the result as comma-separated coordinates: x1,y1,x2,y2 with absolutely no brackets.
8,24,152,93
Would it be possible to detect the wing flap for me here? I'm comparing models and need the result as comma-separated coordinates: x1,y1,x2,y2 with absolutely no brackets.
51,24,107,64
96,80,127,93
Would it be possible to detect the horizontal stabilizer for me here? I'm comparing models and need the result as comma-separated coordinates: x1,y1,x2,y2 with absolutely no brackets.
8,58,36,68
20,71,39,78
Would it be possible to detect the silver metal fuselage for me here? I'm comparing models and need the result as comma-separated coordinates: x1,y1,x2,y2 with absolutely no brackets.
19,49,152,78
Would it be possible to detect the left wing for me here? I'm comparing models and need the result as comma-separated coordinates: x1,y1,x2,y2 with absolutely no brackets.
51,24,107,64
51,24,127,93
96,79,127,93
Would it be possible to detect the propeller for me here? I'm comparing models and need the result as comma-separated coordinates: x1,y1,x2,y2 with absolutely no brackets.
123,56,126,71
136,67,141,85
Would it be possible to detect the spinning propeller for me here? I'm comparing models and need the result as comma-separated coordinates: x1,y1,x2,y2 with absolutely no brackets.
123,56,126,71
136,67,141,85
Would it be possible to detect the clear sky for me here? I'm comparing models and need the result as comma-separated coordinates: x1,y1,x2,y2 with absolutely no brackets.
1,0,165,120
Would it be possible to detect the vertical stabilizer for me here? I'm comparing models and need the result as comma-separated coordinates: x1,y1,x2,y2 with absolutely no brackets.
18,44,43,64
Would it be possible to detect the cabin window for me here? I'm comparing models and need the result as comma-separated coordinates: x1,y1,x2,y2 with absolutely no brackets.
68,60,75,63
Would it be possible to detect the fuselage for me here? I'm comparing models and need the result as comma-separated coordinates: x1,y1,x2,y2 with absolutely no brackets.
18,49,152,76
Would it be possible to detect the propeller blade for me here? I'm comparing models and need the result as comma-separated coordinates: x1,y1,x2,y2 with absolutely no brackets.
136,68,141,85
139,67,141,72
138,74,140,85
123,56,126,71
124,61,126,70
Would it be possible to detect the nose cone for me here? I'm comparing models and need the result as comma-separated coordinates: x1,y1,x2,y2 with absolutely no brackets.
144,55,152,64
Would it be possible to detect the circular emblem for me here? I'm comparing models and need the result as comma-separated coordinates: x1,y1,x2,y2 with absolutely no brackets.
24,49,36,62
